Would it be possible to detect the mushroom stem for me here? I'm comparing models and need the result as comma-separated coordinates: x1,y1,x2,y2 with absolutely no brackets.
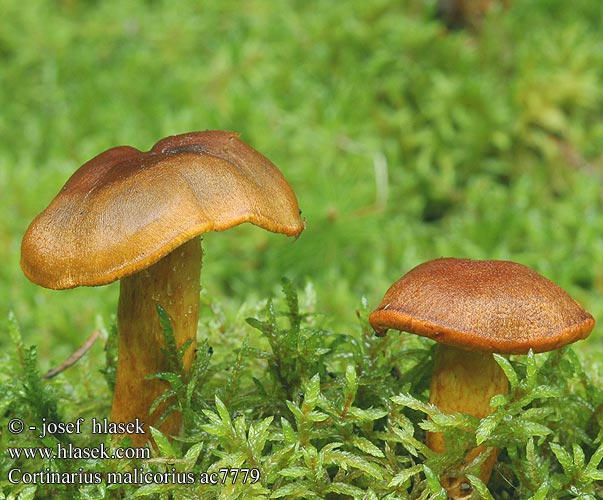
111,236,201,446
426,344,508,498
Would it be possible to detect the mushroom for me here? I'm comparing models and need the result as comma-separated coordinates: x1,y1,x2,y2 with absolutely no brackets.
21,130,304,446
369,258,595,498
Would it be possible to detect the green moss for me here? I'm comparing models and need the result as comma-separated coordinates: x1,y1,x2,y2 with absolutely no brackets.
2,0,602,497
2,283,602,498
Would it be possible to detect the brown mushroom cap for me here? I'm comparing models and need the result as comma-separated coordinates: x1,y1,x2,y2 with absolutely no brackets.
369,258,595,354
21,130,304,289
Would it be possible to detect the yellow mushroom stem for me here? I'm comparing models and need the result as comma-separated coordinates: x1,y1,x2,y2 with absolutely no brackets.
426,344,509,498
111,236,201,446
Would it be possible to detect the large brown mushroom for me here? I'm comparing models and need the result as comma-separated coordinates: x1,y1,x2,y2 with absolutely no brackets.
369,258,595,498
21,130,304,446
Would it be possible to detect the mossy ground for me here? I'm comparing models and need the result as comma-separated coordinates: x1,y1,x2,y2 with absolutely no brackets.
1,1,602,498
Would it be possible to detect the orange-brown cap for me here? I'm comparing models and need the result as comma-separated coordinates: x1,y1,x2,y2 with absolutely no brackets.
369,258,595,354
21,130,304,289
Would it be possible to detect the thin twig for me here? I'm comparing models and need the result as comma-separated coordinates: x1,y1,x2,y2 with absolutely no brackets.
43,329,102,379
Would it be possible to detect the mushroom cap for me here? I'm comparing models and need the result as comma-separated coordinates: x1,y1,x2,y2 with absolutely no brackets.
21,130,304,289
369,258,595,354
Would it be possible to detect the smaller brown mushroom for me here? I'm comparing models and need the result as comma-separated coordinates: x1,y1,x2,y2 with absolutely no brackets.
369,258,595,499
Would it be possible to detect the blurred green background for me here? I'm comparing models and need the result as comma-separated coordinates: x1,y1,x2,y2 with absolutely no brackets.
1,0,602,371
